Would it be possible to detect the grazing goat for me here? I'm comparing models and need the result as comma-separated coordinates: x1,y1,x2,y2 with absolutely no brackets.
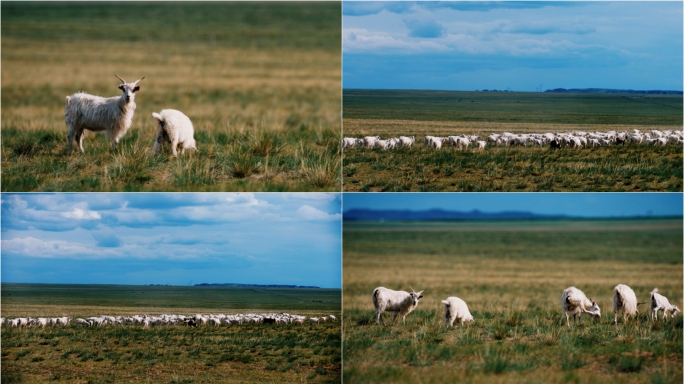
562,286,601,326
372,286,424,325
442,297,474,326
66,74,145,153
650,288,681,320
612,284,642,324
152,109,197,156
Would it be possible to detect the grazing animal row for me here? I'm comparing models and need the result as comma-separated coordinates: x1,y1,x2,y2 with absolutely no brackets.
3,313,336,328
345,129,683,152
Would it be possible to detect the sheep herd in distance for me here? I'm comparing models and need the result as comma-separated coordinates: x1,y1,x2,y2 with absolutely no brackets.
3,312,337,328
343,128,684,151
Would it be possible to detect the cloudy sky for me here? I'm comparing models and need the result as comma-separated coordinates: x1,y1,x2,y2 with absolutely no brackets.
343,1,683,91
343,193,683,218
1,193,341,287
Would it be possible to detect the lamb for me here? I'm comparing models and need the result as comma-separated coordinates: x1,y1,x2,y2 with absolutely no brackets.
152,109,197,156
442,296,474,326
612,284,642,324
650,288,681,320
372,286,424,325
66,74,145,153
561,286,601,326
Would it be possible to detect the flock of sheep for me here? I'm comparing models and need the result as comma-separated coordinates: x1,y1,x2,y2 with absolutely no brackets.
372,286,681,328
65,75,197,156
343,129,684,151
2,312,337,328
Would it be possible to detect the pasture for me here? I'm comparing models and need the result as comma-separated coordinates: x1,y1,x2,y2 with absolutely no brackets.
343,219,683,383
1,284,341,383
1,2,341,192
342,90,683,192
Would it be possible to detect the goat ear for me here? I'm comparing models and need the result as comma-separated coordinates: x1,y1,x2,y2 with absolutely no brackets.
118,85,124,90
133,86,140,92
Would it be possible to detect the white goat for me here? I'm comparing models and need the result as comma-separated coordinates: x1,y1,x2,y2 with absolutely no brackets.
561,286,601,326
442,296,474,326
152,109,197,156
372,286,424,325
612,284,642,324
650,288,681,320
66,74,145,153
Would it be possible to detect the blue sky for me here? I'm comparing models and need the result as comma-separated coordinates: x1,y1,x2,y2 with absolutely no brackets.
343,193,683,218
1,193,342,287
343,1,683,91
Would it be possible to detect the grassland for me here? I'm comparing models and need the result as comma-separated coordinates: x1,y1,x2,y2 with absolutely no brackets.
1,2,341,192
342,90,683,192
343,219,683,383
1,284,341,383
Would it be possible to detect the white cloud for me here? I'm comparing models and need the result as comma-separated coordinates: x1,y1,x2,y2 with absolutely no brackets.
296,205,342,221
61,207,101,220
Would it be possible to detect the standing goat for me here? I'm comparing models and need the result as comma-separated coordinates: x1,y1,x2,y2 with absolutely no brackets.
65,74,145,153
372,286,424,325
561,286,601,326
612,284,643,324
151,109,197,156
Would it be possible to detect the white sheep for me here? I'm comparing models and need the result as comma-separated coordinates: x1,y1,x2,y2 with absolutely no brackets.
152,109,197,156
612,284,641,324
650,288,681,320
399,136,415,148
561,286,601,326
66,74,145,153
372,286,424,325
441,296,474,326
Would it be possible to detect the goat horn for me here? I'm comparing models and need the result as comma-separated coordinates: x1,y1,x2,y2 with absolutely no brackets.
409,285,415,292
115,74,126,83
134,76,146,84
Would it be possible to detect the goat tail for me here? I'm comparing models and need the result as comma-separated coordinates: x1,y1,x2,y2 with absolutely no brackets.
65,96,71,107
650,288,659,297
372,288,379,308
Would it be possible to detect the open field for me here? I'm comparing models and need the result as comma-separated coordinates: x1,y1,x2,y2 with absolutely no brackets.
342,90,683,192
343,219,683,383
1,2,341,192
1,284,341,383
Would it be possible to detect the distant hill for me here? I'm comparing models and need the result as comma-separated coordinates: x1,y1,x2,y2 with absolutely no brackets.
545,88,682,95
194,283,320,288
343,209,569,221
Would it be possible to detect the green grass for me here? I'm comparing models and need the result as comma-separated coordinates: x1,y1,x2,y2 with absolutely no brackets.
1,284,341,383
343,90,683,125
1,284,341,315
342,90,683,192
343,219,683,383
1,2,341,192
2,320,341,383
